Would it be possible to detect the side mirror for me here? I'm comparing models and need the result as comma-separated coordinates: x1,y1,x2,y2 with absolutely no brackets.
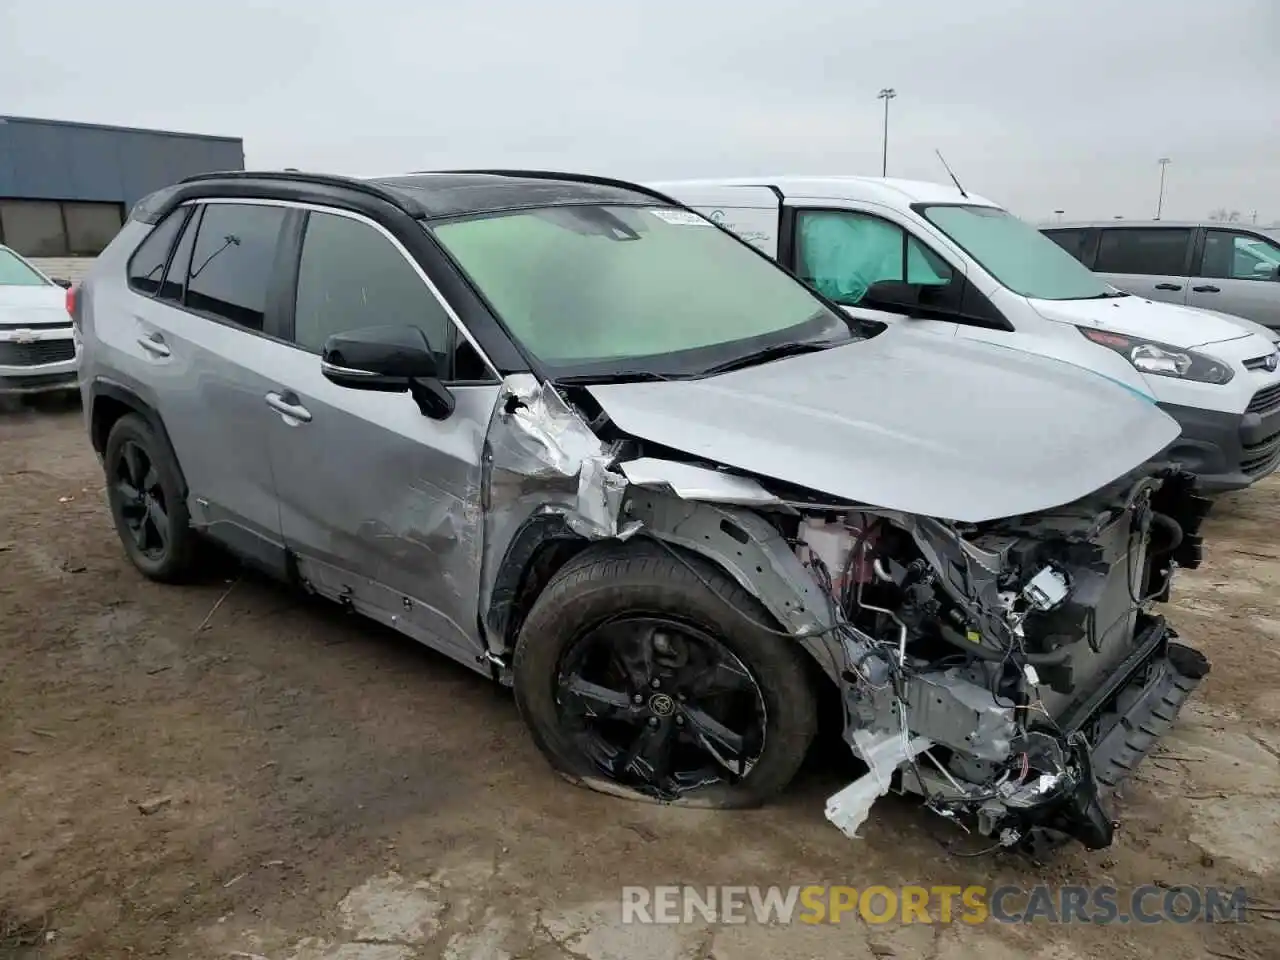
864,280,923,310
50,277,72,289
321,325,455,420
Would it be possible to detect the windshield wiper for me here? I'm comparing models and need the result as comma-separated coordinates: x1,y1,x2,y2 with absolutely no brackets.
551,370,681,386
1085,291,1131,299
698,340,839,376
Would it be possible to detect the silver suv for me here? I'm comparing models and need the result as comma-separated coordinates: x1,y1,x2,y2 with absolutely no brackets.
77,169,1211,854
1043,220,1280,332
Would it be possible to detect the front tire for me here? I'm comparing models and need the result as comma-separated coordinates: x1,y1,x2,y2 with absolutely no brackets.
103,413,198,582
513,541,818,808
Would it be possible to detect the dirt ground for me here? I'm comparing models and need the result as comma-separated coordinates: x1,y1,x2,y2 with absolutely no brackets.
2,400,1278,960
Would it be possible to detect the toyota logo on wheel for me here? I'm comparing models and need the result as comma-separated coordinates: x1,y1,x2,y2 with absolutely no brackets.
648,693,676,717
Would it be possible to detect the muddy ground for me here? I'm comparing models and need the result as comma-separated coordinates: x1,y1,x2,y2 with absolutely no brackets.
2,400,1278,960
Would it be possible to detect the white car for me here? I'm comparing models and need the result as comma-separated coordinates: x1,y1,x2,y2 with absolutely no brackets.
0,245,78,396
652,177,1280,492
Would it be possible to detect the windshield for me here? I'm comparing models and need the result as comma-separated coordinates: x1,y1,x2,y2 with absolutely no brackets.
918,204,1111,300
431,204,855,377
0,249,49,286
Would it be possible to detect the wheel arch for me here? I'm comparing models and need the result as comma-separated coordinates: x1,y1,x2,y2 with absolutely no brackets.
89,379,188,498
485,502,844,691
483,513,591,655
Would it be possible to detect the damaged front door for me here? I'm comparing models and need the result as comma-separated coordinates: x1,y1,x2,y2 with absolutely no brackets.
263,207,502,671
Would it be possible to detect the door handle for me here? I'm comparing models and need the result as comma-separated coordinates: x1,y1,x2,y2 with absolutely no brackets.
137,333,171,357
1153,283,1183,291
1192,284,1221,293
265,390,312,423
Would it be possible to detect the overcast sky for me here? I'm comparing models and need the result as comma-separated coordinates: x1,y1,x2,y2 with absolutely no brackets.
3,0,1277,223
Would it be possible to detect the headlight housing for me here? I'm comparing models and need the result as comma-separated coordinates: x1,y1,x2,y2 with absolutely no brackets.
1076,326,1234,385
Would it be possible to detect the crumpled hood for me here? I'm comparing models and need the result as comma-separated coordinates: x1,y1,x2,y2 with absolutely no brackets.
1029,294,1269,350
588,329,1181,522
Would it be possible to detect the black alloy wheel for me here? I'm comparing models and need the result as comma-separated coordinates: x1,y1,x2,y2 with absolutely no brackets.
513,541,818,809
555,615,769,799
103,413,198,582
112,439,170,561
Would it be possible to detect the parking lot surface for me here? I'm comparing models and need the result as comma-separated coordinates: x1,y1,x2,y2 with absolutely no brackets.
2,402,1278,959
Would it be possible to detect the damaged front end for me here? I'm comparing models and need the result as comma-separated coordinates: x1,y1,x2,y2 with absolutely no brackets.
481,372,1211,854
792,468,1212,853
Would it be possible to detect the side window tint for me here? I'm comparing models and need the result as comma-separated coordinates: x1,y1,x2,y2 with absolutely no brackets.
158,207,201,304
797,210,951,305
186,203,287,331
1095,228,1191,276
127,210,187,296
1202,230,1280,281
293,211,461,371
1043,229,1088,263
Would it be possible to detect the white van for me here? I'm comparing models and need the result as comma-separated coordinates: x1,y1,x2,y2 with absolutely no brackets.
652,177,1280,492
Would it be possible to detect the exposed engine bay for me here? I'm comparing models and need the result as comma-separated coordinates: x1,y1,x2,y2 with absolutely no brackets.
786,469,1211,853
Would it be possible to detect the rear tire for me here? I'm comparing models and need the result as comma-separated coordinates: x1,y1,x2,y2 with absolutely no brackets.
103,413,198,582
513,540,818,808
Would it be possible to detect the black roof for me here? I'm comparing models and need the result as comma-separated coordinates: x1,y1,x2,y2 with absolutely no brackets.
373,171,666,219
137,168,674,225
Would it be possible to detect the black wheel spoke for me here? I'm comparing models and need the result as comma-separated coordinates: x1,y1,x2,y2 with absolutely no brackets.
683,706,746,759
115,480,141,503
142,466,161,495
616,718,677,787
122,443,146,487
145,499,170,547
561,674,641,720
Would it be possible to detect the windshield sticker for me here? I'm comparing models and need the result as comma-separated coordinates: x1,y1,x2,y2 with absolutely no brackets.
649,208,713,226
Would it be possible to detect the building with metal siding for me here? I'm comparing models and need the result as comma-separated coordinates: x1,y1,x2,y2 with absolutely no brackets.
0,115,244,261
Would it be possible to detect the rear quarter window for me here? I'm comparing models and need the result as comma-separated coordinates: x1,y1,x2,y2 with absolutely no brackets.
126,210,187,296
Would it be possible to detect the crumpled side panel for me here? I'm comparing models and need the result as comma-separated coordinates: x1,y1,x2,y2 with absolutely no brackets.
489,374,610,480
619,458,783,505
478,375,631,655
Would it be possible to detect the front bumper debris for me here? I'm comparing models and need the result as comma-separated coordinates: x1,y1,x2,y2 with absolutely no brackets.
827,615,1209,854
991,617,1209,852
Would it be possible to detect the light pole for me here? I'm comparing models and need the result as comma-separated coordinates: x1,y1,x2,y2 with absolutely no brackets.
877,88,897,176
1156,158,1171,220
1054,209,1064,222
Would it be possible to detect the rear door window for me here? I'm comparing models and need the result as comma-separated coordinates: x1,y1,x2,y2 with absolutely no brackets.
185,203,288,332
1095,228,1192,276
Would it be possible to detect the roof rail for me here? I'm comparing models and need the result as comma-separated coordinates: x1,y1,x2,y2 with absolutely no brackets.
178,169,428,218
435,169,682,207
